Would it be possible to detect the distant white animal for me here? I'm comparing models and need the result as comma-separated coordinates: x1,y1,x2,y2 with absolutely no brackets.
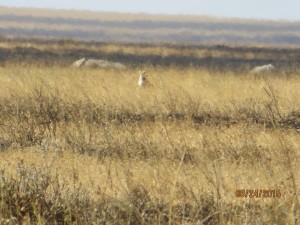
72,58,86,67
72,58,126,69
138,70,148,87
251,64,275,74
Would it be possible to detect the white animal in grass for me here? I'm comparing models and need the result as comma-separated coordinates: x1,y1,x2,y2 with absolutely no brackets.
72,58,126,69
138,70,148,87
251,64,275,74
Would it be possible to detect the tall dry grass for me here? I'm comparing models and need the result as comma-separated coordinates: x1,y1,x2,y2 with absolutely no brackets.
0,63,300,224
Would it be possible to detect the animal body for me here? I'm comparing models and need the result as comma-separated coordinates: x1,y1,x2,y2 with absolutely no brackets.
72,58,126,69
251,64,275,74
138,71,148,87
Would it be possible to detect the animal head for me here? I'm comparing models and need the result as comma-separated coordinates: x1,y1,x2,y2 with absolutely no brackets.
139,70,148,79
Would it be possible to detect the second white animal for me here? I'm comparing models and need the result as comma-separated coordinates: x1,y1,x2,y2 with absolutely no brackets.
251,64,275,74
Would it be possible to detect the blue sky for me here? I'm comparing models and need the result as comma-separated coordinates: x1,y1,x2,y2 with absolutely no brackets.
1,0,299,21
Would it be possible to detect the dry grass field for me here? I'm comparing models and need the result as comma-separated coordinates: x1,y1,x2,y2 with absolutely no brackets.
0,41,300,224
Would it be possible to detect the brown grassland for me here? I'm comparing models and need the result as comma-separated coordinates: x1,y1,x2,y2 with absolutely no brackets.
0,40,300,224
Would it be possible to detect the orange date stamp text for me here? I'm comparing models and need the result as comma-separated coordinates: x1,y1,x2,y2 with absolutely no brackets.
235,189,281,198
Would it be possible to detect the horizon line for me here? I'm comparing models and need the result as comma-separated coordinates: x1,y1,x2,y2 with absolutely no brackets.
1,5,299,23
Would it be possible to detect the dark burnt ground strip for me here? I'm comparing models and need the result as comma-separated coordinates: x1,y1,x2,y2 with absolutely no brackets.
1,44,300,72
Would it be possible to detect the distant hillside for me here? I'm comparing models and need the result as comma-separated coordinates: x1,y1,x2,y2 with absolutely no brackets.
1,6,300,46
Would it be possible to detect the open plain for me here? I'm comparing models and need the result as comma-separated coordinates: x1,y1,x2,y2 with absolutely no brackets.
0,38,300,224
